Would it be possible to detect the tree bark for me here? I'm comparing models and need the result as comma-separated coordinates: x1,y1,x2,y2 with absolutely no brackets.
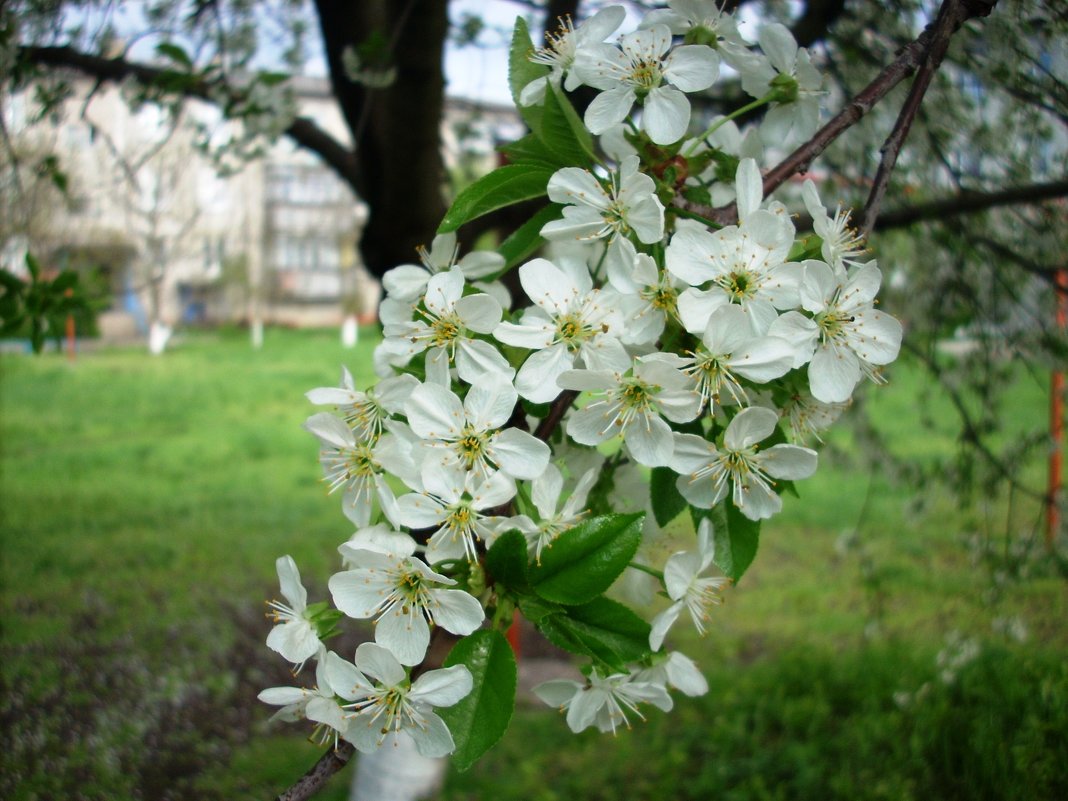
315,0,450,278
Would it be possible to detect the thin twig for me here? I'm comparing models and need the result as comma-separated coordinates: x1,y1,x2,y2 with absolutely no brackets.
858,0,963,236
673,0,998,226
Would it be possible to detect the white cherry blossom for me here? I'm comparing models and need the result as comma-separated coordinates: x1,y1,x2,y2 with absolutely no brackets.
676,304,795,411
521,5,627,106
302,412,410,527
404,374,549,480
640,0,745,53
329,535,484,666
573,24,719,145
394,460,516,563
542,156,665,247
768,260,903,403
340,643,473,758
378,268,513,385
802,180,869,275
265,555,323,672
729,23,823,145
780,389,849,443
339,523,421,565
559,356,702,467
648,519,729,650
667,159,801,336
534,669,673,733
606,238,683,347
381,232,504,302
671,406,818,520
632,651,709,697
494,257,630,403
510,462,598,562
258,650,364,747
306,370,417,440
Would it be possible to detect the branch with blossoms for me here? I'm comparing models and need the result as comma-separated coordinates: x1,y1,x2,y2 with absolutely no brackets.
259,3,997,799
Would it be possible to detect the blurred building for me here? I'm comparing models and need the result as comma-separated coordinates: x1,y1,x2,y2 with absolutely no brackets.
1,74,516,338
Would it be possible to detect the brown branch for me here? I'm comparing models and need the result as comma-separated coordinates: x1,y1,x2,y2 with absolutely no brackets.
534,389,578,442
859,0,970,236
17,44,360,189
276,742,355,801
872,178,1068,230
674,0,998,226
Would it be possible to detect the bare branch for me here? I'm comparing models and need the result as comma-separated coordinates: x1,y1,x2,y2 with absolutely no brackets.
859,0,968,236
872,178,1068,231
673,0,999,226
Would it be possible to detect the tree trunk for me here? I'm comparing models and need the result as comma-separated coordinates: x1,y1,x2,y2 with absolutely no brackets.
315,0,450,278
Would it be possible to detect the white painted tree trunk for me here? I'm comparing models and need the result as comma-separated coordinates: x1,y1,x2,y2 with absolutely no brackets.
349,734,447,801
148,320,171,355
341,314,359,349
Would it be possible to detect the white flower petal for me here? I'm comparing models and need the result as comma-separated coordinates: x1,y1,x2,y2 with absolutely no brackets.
491,428,551,480
664,45,719,92
410,664,474,708
406,383,465,440
585,85,637,134
375,604,431,666
354,642,407,686
724,406,778,451
760,443,818,481
642,86,691,145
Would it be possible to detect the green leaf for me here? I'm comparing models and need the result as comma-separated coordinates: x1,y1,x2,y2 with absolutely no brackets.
517,594,562,623
25,252,40,281
51,270,78,293
439,630,517,772
650,467,688,527
539,86,595,167
535,596,651,672
530,512,643,605
508,17,548,132
496,203,560,270
156,42,193,68
485,529,530,594
693,502,761,583
438,164,554,233
500,133,563,168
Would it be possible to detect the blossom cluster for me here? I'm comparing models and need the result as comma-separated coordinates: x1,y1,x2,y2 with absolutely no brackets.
259,0,902,757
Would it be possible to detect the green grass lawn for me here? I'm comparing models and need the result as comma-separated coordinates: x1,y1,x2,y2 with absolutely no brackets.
2,327,1065,800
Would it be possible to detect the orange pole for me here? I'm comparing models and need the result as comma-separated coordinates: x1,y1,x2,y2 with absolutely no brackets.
1049,268,1067,548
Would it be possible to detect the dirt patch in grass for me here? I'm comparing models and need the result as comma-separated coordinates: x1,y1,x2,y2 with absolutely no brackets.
0,592,365,801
